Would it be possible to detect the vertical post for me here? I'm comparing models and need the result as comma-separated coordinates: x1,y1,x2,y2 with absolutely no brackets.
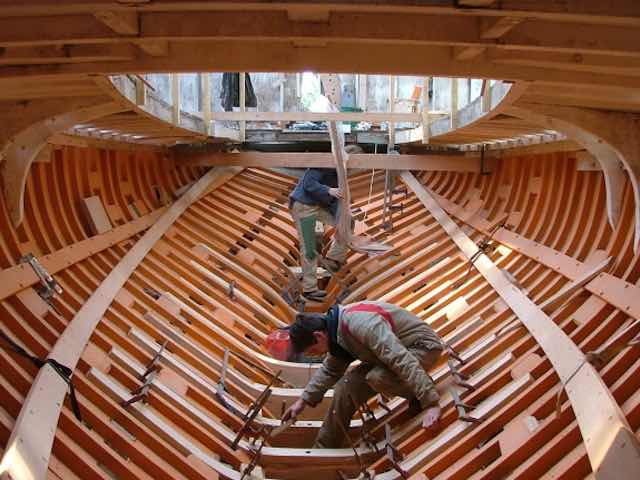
481,79,491,113
450,77,458,129
388,75,396,151
171,73,180,125
422,76,430,144
201,73,212,135
134,75,146,106
358,74,368,111
239,72,246,143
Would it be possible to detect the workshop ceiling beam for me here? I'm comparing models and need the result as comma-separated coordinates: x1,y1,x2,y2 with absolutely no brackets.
1,42,639,90
174,151,481,172
1,2,639,27
0,11,638,58
94,10,139,35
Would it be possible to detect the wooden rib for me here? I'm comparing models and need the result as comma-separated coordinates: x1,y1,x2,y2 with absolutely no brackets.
0,167,241,480
401,170,640,479
1,102,128,227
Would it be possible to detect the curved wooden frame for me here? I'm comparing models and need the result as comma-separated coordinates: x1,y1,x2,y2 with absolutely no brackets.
505,104,629,235
0,166,241,480
401,171,640,479
0,102,128,227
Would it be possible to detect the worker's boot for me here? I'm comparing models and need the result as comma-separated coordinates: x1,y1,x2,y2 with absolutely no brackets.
406,397,423,417
302,289,327,302
320,257,343,275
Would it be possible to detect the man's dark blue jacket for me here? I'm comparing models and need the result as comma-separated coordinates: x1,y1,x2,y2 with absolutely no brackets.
289,168,339,217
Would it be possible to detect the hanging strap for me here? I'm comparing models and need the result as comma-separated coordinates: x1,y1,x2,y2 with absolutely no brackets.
0,329,82,421
342,303,395,341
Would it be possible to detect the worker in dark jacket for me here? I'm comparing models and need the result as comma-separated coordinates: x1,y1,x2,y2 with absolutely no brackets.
281,301,443,448
289,168,348,301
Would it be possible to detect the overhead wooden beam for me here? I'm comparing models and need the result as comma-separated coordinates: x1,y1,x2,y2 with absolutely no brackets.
489,49,640,76
401,171,640,480
94,10,139,35
0,101,128,227
0,11,638,59
1,2,639,27
480,16,524,39
453,45,486,61
134,39,169,57
0,166,242,480
0,44,136,65
457,0,496,6
2,42,638,90
210,110,428,123
48,133,168,152
175,151,481,171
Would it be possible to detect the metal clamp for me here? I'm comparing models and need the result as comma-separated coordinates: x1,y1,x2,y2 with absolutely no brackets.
351,395,380,455
231,371,281,450
20,253,63,312
447,359,475,392
336,417,373,480
450,387,480,423
240,440,265,480
122,371,157,407
385,424,409,479
141,339,168,381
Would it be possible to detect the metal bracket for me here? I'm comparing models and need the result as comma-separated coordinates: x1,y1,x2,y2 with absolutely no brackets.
231,370,281,450
377,394,392,415
384,424,409,479
240,439,265,480
351,395,380,455
336,417,373,480
141,339,168,381
450,387,480,423
20,253,63,311
447,359,475,392
452,221,506,290
445,343,465,365
280,267,305,312
122,371,157,407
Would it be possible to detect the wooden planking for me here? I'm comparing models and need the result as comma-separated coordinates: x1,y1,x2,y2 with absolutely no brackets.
0,166,241,480
0,208,165,301
401,170,640,479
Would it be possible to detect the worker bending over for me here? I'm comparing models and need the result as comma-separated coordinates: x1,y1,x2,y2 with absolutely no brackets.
289,167,348,301
282,301,443,448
